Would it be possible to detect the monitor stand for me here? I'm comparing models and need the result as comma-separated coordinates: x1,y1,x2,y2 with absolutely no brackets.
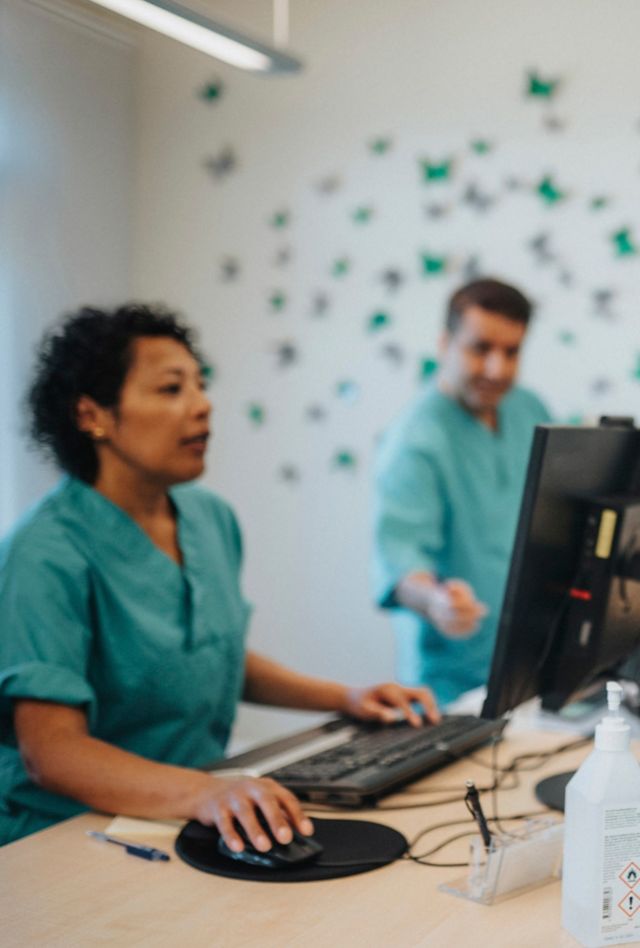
535,771,574,812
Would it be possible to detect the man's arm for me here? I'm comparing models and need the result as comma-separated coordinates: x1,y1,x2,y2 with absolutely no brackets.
394,571,487,638
374,426,487,637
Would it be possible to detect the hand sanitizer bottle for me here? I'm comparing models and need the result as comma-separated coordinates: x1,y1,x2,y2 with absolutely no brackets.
562,681,640,946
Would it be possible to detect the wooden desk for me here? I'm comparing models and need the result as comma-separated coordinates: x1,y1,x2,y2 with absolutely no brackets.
2,729,589,948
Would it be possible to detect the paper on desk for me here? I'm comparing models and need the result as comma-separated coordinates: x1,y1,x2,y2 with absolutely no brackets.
106,815,185,839
445,685,487,716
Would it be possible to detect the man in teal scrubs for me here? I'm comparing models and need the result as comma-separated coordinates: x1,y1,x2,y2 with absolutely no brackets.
373,279,551,705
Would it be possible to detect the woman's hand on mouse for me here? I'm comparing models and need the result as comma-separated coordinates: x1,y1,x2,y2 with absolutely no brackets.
193,775,313,853
343,682,440,727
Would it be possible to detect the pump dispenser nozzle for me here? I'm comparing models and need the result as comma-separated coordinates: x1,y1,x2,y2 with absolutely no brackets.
606,681,623,714
595,680,630,751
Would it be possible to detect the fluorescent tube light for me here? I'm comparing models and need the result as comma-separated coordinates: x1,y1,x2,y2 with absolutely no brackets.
85,0,303,72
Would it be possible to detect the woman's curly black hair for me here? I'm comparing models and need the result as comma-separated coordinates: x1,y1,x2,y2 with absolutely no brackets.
28,303,203,483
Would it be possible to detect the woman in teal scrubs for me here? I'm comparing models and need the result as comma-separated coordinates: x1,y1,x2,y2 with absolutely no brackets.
0,304,437,850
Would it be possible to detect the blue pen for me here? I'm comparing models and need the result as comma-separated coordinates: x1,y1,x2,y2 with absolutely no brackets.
86,830,170,861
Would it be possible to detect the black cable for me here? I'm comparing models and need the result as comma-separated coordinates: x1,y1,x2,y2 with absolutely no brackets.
314,822,482,870
376,794,470,811
409,816,477,851
491,735,503,833
314,856,411,869
306,734,588,818
308,733,586,868
307,735,586,813
407,817,478,867
396,783,485,795
460,734,591,773
407,809,553,868
400,732,583,866
407,810,547,858
408,830,478,868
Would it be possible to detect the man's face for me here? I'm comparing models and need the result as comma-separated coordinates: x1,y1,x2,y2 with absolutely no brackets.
438,305,527,418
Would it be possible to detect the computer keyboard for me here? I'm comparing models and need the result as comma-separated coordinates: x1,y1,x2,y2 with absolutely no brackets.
268,715,486,784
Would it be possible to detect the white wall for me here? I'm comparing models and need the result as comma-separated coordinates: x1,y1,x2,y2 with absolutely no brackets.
1,0,135,531
4,0,640,745
130,0,640,742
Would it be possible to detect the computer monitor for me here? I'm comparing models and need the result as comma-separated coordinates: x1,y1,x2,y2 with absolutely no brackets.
480,419,640,810
482,418,640,724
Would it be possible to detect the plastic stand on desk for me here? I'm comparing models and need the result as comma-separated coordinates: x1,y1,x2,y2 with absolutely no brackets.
439,818,564,905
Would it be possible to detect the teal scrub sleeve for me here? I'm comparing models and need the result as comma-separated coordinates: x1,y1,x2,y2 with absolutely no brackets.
0,533,96,728
373,441,447,609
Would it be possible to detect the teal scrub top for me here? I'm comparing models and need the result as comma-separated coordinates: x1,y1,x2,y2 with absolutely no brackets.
373,384,551,706
0,478,251,845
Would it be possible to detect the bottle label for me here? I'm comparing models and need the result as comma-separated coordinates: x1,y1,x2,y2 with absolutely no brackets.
601,805,640,943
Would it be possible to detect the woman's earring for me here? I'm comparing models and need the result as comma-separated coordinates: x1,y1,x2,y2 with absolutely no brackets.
93,427,105,440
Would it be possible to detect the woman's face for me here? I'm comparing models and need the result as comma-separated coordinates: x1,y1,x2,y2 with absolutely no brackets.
93,336,212,487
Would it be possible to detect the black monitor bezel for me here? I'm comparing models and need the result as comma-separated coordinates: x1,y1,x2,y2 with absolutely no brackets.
482,422,640,720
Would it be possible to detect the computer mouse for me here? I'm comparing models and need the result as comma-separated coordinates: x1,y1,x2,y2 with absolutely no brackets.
217,817,324,869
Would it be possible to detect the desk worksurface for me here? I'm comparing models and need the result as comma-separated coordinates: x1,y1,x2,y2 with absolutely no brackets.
2,729,591,948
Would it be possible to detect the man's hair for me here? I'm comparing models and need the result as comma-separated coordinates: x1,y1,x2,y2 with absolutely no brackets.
28,303,203,484
445,278,532,333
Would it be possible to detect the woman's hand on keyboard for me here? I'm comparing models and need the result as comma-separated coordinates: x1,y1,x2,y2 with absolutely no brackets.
343,682,440,727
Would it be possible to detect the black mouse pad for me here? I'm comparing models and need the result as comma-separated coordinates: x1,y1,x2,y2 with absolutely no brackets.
175,817,407,883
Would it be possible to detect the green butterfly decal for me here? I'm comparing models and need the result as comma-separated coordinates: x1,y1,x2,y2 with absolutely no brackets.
612,228,638,257
419,158,453,183
526,71,559,99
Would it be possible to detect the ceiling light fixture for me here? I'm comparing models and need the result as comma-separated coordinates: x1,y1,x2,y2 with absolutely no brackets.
84,0,303,73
